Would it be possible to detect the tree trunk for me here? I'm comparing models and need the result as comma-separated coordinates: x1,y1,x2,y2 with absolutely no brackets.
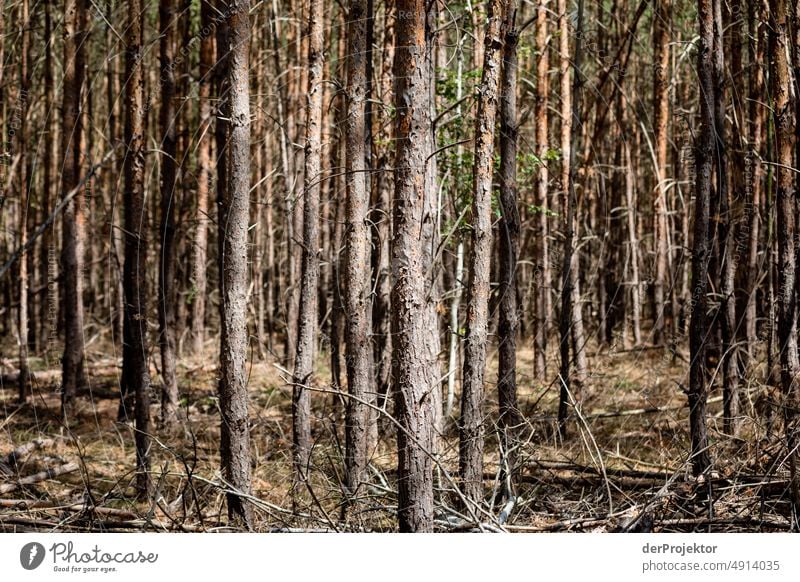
371,0,394,413
393,0,439,532
217,0,254,529
770,0,800,514
191,0,214,357
460,0,505,506
534,0,550,379
653,0,671,345
41,0,56,359
557,0,586,439
343,0,375,501
60,0,89,417
497,0,522,498
122,0,151,496
158,0,180,426
688,0,715,476
16,0,31,402
744,0,764,361
293,0,324,481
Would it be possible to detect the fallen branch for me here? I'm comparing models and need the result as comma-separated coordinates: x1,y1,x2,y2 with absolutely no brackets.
656,517,791,531
0,438,56,471
0,462,80,494
0,515,204,532
0,499,138,520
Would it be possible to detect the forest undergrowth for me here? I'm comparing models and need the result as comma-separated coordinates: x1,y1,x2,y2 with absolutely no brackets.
0,337,793,532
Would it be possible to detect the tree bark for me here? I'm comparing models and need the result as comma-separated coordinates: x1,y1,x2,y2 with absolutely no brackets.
652,0,671,345
688,0,715,476
293,0,324,481
460,0,505,505
158,0,180,426
191,0,214,357
60,0,89,417
557,0,587,439
343,0,375,501
16,0,32,403
393,0,439,532
121,0,151,496
534,0,550,379
497,0,521,497
770,0,800,514
217,0,254,529
371,0,394,413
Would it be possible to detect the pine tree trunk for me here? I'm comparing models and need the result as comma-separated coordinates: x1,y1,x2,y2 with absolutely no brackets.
770,0,800,514
557,0,586,438
293,0,324,481
217,0,254,528
343,0,375,501
158,0,180,426
393,0,439,532
688,0,715,476
652,0,671,345
460,0,505,506
122,0,151,496
497,1,521,497
16,0,31,402
534,0,550,379
60,0,88,417
191,0,214,356
371,0,394,412
743,0,763,361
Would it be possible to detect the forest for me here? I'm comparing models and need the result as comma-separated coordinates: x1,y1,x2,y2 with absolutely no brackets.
0,0,799,533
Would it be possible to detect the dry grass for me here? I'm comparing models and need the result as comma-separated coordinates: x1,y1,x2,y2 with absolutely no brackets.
0,337,794,532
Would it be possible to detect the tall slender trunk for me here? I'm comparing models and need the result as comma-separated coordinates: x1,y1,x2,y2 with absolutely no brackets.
122,0,151,496
61,0,89,417
371,0,394,412
770,0,800,515
557,0,586,438
710,0,739,437
393,0,439,532
41,0,56,359
217,0,254,529
293,0,324,481
460,0,505,505
534,0,550,378
497,0,521,497
191,0,214,356
653,0,671,345
343,0,375,500
744,0,763,360
158,0,180,426
16,0,31,402
688,0,715,476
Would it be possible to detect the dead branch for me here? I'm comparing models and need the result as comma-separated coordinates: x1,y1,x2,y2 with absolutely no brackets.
0,462,80,494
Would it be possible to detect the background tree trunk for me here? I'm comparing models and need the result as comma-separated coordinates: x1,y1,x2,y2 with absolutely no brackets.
60,0,89,417
191,0,214,356
122,0,152,496
158,0,180,426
